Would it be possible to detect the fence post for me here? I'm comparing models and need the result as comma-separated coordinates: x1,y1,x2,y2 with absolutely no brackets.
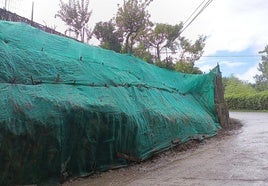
214,68,230,128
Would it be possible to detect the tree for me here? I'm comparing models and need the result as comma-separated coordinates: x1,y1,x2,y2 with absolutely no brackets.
90,0,205,74
177,36,206,64
145,23,205,74
115,0,153,54
132,43,154,63
175,61,202,74
254,45,268,91
93,20,123,53
175,35,206,74
56,0,92,42
154,57,175,70
224,75,256,96
148,23,183,61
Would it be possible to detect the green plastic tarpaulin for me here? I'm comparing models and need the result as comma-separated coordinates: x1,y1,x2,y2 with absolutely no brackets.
0,21,221,185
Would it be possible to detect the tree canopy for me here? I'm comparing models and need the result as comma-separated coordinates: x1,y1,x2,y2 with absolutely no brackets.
93,20,123,53
57,0,205,74
115,0,153,54
56,0,92,42
174,35,206,74
254,45,268,91
148,23,183,62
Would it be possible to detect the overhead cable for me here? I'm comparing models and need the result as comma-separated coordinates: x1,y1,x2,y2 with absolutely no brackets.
181,0,214,34
183,0,207,27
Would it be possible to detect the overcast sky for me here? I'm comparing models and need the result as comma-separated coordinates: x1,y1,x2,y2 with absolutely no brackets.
2,0,268,83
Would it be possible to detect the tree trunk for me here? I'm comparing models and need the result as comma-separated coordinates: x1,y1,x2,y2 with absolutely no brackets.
156,45,160,62
125,33,131,54
81,27,84,43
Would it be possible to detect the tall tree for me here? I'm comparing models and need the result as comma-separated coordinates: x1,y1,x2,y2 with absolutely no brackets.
93,20,123,52
56,0,92,42
132,43,154,63
175,61,202,74
254,45,268,91
175,35,206,74
177,36,206,64
154,56,175,70
148,23,183,62
115,0,153,54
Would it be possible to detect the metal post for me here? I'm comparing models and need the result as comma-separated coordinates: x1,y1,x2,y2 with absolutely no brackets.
4,0,7,10
31,1,34,22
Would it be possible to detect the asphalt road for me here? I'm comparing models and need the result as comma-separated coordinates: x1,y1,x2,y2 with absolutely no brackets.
65,112,268,186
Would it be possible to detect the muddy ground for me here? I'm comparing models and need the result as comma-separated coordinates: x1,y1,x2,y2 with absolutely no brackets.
64,112,268,186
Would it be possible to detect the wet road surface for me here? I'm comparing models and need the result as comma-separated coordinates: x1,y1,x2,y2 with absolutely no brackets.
65,112,268,186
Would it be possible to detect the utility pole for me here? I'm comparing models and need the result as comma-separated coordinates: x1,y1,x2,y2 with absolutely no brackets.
31,1,34,22
4,0,7,10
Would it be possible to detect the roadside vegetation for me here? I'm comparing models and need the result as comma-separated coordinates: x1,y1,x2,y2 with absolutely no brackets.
224,46,268,111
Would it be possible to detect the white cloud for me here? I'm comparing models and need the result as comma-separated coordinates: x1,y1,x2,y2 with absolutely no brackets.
198,64,214,73
220,61,245,68
179,0,268,55
235,62,261,83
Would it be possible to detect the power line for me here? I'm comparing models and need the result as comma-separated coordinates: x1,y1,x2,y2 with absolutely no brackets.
201,55,261,58
181,0,213,33
160,51,262,58
183,0,207,26
181,0,214,34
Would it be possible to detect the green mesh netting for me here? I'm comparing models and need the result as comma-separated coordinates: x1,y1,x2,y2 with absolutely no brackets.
0,21,221,185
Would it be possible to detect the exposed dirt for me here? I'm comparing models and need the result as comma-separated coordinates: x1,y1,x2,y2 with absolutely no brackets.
63,117,244,186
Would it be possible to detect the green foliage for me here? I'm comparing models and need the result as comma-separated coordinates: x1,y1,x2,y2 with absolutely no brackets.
225,92,268,110
148,23,183,61
170,36,206,74
175,61,202,74
91,0,205,74
254,45,268,91
56,0,92,42
154,58,175,70
178,35,206,64
224,76,268,110
224,76,256,96
56,0,205,74
115,0,153,54
132,44,154,63
147,24,205,73
93,20,123,53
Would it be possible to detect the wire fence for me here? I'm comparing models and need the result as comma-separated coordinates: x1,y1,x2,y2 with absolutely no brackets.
0,7,69,39
0,0,32,19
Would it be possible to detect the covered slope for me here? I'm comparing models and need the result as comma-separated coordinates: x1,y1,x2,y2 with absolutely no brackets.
0,21,221,185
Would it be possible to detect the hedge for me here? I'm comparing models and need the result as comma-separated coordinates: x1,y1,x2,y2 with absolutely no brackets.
225,91,268,110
